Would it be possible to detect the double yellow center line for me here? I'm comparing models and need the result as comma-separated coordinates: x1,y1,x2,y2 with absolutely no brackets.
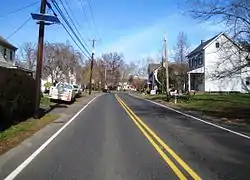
115,94,201,180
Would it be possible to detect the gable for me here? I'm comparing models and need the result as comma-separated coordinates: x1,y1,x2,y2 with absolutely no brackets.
204,33,240,51
187,32,222,57
0,36,17,50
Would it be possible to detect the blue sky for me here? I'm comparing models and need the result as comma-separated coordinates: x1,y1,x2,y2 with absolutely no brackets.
0,0,223,62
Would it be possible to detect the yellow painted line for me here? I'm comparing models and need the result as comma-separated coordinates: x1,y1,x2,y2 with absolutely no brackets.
115,95,187,180
116,94,201,180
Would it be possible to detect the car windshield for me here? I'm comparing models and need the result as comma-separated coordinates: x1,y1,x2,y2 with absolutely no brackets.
73,85,78,89
56,83,72,90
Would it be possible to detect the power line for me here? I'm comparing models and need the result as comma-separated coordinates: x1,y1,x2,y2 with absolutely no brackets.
63,0,82,29
52,0,91,57
86,0,105,48
0,1,40,18
6,6,40,40
60,20,91,59
49,1,91,59
57,0,90,51
78,0,93,34
7,17,32,40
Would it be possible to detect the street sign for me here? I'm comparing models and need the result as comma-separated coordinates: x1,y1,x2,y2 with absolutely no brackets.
31,13,60,23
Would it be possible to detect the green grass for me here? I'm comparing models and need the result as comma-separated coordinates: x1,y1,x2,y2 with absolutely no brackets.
40,96,51,106
137,92,250,123
176,94,250,123
179,94,250,111
0,114,59,154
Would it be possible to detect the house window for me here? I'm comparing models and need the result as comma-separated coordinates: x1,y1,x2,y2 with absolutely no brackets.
10,50,13,61
198,54,203,65
246,55,250,67
246,77,250,86
194,57,197,67
189,59,192,68
3,48,7,59
215,42,220,48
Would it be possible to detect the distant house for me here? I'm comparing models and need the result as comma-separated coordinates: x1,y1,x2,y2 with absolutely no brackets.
0,36,33,76
43,68,77,84
0,36,17,68
187,32,250,93
148,63,161,89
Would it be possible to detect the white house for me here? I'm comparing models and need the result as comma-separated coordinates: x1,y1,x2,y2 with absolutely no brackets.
41,70,77,92
0,36,17,68
187,32,250,93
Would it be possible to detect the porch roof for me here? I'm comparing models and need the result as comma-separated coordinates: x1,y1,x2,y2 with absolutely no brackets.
187,66,204,74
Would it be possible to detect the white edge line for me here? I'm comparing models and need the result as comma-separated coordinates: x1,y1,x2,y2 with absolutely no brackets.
130,94,250,140
4,96,98,180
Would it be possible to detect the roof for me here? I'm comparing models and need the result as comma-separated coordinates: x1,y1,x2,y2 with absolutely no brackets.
0,61,33,73
0,36,18,50
187,32,223,57
148,63,161,74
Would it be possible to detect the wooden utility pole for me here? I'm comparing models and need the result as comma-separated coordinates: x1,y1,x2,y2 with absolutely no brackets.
164,34,169,95
34,0,47,118
89,39,96,95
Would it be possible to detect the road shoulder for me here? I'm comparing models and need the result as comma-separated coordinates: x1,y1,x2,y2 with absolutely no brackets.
130,92,250,137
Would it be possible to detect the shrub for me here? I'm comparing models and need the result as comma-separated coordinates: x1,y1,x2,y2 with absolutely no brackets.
0,67,35,130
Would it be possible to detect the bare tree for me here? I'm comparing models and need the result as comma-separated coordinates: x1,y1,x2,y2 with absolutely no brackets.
135,57,155,77
186,0,250,76
43,43,61,83
19,42,36,71
119,62,136,88
172,31,190,91
102,52,124,87
42,42,80,84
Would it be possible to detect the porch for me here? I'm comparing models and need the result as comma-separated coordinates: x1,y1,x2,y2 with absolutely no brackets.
188,67,205,92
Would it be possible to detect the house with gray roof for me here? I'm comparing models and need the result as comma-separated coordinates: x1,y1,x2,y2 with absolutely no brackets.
148,63,161,89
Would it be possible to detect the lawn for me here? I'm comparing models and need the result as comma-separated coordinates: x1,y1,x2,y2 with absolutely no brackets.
0,113,59,155
140,93,250,123
178,94,250,119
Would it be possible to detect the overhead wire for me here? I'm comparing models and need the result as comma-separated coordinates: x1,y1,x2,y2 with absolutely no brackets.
78,0,94,37
6,6,41,40
7,17,32,40
57,0,90,51
62,0,82,29
53,0,91,58
86,0,101,39
0,1,40,18
86,0,105,48
49,0,91,59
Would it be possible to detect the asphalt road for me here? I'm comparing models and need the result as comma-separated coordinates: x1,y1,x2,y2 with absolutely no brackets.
8,93,250,180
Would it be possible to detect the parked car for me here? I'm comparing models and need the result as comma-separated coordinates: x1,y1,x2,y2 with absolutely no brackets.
73,84,82,97
49,83,76,102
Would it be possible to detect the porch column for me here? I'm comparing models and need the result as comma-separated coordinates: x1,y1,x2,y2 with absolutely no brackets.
188,73,191,92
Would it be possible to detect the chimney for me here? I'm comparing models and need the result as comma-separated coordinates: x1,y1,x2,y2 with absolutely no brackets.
201,40,205,44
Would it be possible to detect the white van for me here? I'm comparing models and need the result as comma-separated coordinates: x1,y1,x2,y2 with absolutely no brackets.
49,83,76,102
